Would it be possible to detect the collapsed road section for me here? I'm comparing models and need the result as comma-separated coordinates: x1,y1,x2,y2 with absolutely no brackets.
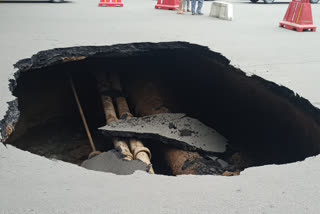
1,42,320,176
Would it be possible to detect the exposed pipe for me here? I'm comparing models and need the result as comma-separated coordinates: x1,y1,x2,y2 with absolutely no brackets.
115,97,133,119
113,139,134,161
125,80,211,175
110,73,155,174
101,97,133,160
94,72,134,161
101,95,118,125
129,139,154,174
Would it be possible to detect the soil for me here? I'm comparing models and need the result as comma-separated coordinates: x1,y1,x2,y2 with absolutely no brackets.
9,118,113,165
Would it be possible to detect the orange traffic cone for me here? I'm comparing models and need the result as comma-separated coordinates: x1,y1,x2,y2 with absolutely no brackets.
280,0,316,32
155,0,180,10
99,0,124,7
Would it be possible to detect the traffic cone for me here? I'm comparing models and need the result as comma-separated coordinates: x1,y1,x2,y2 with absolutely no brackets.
155,0,180,10
99,0,124,7
280,0,316,32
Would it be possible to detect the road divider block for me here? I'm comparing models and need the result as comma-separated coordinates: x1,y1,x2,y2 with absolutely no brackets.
209,1,233,21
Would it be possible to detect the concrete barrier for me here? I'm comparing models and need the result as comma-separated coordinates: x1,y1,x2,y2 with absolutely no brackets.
209,1,233,21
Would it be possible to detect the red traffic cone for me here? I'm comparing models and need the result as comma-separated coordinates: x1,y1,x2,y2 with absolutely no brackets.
99,0,124,7
155,0,180,10
280,0,316,32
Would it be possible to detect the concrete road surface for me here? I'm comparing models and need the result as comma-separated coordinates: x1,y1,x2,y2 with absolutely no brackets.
0,0,320,213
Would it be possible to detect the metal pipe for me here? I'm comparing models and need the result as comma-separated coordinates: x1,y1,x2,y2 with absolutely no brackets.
69,74,101,159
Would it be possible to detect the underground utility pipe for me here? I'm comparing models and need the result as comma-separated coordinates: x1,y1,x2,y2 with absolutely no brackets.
129,139,153,172
94,72,134,161
109,73,133,119
69,74,101,159
115,98,154,172
95,72,118,124
110,73,155,174
125,80,219,175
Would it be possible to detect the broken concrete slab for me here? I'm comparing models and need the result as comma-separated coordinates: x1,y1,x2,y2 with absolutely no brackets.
100,113,228,154
81,150,149,175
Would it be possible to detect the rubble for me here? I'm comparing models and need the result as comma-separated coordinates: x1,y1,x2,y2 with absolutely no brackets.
82,150,149,175
100,113,228,154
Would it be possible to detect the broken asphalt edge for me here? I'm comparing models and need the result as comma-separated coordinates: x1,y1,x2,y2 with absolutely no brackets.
1,41,320,146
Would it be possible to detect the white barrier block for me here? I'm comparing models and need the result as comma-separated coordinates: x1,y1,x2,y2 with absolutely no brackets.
209,1,233,21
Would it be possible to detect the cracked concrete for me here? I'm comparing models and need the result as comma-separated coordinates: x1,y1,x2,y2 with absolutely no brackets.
101,113,228,154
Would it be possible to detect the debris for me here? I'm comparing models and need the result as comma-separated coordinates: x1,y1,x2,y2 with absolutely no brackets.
82,150,149,175
101,113,228,154
62,56,86,63
222,171,240,176
123,80,229,175
164,148,225,175
3,124,14,143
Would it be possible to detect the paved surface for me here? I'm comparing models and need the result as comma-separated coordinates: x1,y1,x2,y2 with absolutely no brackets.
1,144,320,213
0,0,320,115
0,0,320,213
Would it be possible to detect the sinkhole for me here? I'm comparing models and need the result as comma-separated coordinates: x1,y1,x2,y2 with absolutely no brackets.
1,42,320,176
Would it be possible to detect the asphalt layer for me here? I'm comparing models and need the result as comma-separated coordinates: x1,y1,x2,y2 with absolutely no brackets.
101,113,228,153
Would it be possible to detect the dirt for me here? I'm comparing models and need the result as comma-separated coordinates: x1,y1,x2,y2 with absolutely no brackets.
7,118,113,165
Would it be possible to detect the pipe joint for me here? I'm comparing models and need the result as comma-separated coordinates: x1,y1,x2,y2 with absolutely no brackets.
133,146,152,160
